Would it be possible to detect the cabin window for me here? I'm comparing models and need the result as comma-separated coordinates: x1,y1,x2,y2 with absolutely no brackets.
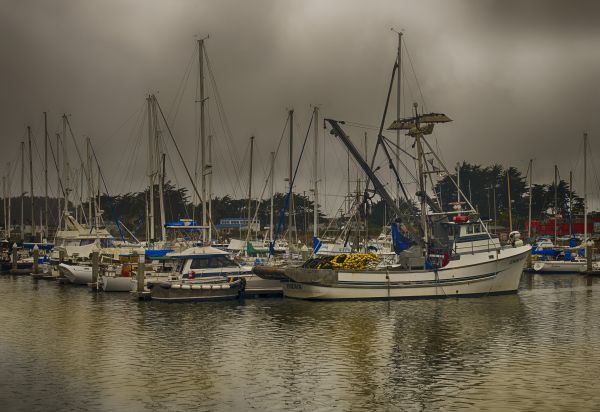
467,225,474,234
190,256,235,269
80,239,95,246
100,239,115,248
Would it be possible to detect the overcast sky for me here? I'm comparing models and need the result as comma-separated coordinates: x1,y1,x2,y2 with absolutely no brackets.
2,0,600,215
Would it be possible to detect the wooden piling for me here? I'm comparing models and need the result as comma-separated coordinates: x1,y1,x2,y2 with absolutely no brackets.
89,251,99,291
132,251,150,300
11,243,17,271
32,245,39,274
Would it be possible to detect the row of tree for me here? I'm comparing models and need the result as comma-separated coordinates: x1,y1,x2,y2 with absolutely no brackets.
0,162,592,240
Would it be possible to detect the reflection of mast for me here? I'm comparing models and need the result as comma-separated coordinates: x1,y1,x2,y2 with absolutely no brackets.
528,159,533,239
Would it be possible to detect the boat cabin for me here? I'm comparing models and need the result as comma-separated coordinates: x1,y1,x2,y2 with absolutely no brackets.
446,221,500,254
168,246,251,279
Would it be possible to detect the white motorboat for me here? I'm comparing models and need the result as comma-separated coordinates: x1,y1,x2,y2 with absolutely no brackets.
59,263,93,285
533,260,586,273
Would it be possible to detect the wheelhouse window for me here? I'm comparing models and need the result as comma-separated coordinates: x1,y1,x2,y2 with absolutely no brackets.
190,255,235,269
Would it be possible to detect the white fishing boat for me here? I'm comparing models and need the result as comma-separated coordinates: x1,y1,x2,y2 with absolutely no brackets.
257,50,531,300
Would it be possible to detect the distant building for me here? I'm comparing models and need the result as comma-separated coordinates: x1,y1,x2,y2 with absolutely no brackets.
216,218,260,232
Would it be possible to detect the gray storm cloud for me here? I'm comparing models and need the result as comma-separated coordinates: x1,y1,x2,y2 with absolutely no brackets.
1,0,599,214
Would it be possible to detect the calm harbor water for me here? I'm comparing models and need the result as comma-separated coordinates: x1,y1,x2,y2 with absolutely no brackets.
1,273,600,411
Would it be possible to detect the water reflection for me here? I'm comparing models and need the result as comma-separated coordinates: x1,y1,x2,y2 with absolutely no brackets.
1,274,600,410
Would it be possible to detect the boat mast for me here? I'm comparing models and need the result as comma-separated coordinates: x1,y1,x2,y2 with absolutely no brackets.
159,153,166,242
584,132,588,244
507,170,512,232
147,96,155,241
208,135,213,242
528,159,532,239
288,109,294,248
6,163,11,240
43,112,48,240
86,138,93,227
313,106,319,239
554,164,558,243
2,175,6,239
413,104,429,256
55,133,61,228
269,151,275,242
247,136,254,240
396,31,402,206
62,114,69,228
20,141,24,241
27,126,35,241
198,38,207,243
569,170,573,236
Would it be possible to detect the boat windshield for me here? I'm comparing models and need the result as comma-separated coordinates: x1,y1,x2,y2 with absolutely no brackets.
190,256,236,269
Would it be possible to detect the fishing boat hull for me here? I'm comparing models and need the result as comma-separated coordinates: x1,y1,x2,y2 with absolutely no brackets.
59,264,93,285
533,260,586,273
147,279,243,302
281,245,531,300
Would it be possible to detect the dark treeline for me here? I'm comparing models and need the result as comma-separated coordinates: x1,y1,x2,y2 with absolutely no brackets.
434,162,587,229
2,163,592,240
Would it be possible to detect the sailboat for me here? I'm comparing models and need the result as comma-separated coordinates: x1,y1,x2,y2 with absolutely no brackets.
531,135,590,273
255,52,531,300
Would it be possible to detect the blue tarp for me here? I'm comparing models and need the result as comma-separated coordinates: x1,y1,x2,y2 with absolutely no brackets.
312,237,322,253
532,248,560,257
391,223,415,255
145,249,175,259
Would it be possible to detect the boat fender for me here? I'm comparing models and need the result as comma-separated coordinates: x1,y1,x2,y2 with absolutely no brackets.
171,284,181,289
221,284,230,290
182,284,191,290
147,282,155,289
191,284,202,290
159,282,172,289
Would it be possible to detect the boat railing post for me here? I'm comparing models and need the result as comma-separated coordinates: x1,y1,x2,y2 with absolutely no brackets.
91,251,99,291
33,244,39,274
11,243,18,271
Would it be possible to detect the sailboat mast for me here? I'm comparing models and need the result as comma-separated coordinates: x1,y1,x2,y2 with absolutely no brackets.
247,136,254,239
87,138,93,226
288,109,294,247
43,112,48,239
569,170,573,236
20,141,24,241
313,106,319,238
55,134,61,227
528,159,532,239
147,96,155,241
7,163,11,240
198,39,207,243
2,176,6,239
208,135,213,242
62,114,69,226
159,153,166,242
396,31,402,206
554,165,558,242
507,171,512,232
269,151,275,242
27,127,35,241
584,132,588,244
